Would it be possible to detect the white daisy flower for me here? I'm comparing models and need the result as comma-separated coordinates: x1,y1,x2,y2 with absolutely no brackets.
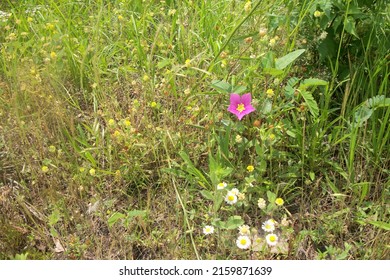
225,191,238,205
203,225,214,235
262,219,275,232
238,224,251,236
217,182,227,190
265,233,278,246
231,188,240,195
236,235,251,249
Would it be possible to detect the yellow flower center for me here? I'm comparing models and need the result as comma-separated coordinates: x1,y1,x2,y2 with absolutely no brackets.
269,235,276,242
240,239,247,245
236,103,245,113
228,195,235,201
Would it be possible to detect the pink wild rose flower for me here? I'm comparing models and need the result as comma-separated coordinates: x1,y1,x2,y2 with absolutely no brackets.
228,93,256,120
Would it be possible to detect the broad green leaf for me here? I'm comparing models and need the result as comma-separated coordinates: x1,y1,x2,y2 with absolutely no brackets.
127,210,147,218
263,68,284,76
299,78,328,90
267,191,276,204
367,221,390,231
301,91,319,118
157,59,171,69
275,49,305,70
344,16,358,38
211,80,232,93
200,190,214,201
354,106,373,126
225,216,245,229
108,212,126,228
262,99,273,115
231,85,247,94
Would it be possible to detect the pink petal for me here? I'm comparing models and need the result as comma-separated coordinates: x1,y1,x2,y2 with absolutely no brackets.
229,93,241,106
241,93,252,105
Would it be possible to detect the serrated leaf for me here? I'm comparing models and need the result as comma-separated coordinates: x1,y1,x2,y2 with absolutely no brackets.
354,106,373,126
275,49,305,70
301,91,319,118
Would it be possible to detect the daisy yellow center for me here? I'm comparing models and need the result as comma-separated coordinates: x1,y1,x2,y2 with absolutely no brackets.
228,195,235,201
240,239,247,245
269,235,276,242
236,103,245,113
265,224,272,229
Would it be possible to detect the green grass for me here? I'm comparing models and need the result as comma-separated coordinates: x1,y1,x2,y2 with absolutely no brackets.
0,0,389,260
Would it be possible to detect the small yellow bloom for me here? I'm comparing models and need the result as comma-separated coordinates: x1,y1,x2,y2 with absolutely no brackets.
314,10,323,18
41,166,49,173
150,101,157,108
89,168,96,176
266,89,274,98
142,74,150,82
108,119,116,126
117,15,124,21
123,119,131,127
50,51,57,59
275,197,284,206
269,38,276,47
46,23,55,31
27,17,33,23
113,130,121,138
247,165,254,172
48,145,56,153
79,167,85,173
244,1,252,12
185,59,191,67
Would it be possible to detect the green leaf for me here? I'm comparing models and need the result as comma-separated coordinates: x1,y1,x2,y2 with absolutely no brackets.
354,106,373,126
267,191,276,204
285,77,299,98
179,151,210,188
200,190,214,201
301,91,319,118
367,221,390,231
225,215,244,229
211,80,232,93
127,210,147,218
157,59,171,69
344,16,358,38
108,212,126,228
299,78,328,90
231,85,247,94
262,99,273,115
275,49,305,70
263,68,284,76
